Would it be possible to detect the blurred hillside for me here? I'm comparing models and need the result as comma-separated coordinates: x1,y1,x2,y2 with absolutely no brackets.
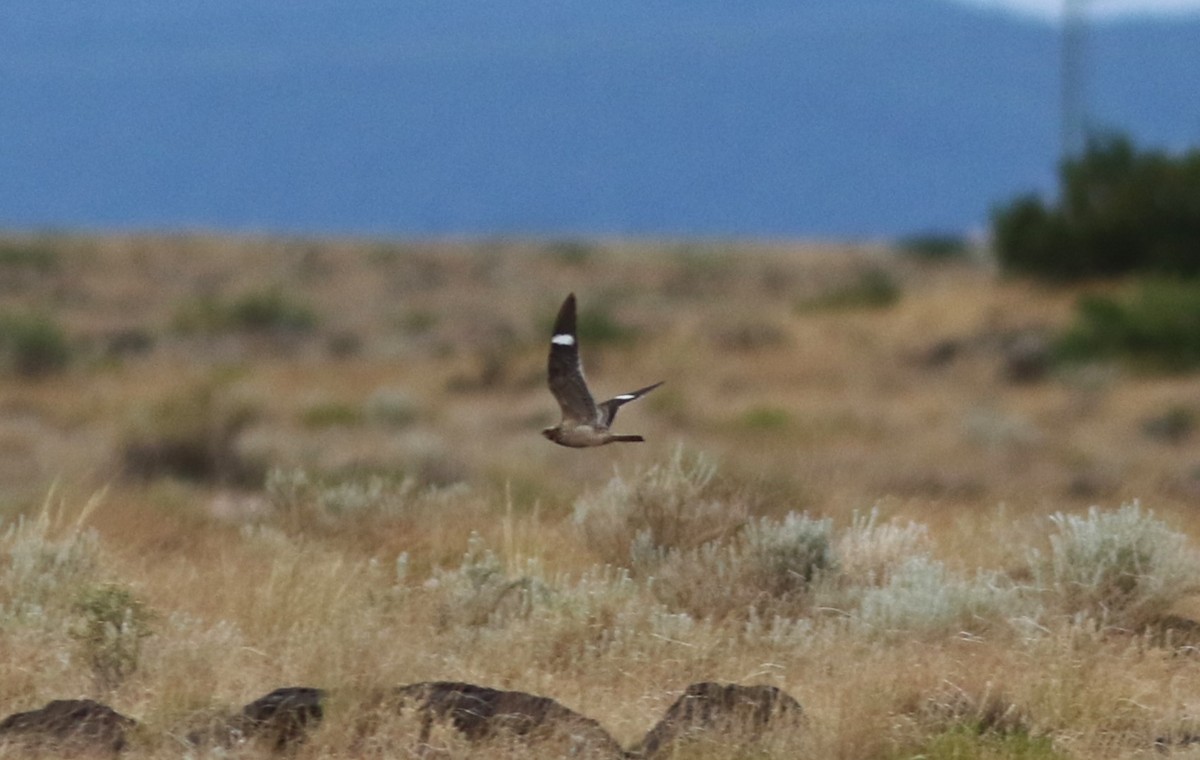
2,233,1199,544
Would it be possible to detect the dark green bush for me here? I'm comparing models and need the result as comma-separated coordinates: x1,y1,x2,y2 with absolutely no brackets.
994,135,1200,280
228,288,317,332
796,267,901,311
898,232,971,261
0,240,59,272
173,288,317,335
1057,279,1200,371
544,239,595,265
0,312,71,377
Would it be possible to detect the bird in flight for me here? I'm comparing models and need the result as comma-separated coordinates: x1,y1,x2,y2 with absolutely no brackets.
542,293,662,448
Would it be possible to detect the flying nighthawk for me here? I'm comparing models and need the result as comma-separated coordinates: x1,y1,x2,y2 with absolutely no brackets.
542,293,662,448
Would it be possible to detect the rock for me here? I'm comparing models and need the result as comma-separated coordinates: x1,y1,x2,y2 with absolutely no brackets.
630,682,802,758
0,699,136,755
1002,332,1051,384
186,686,325,751
1141,407,1196,445
392,681,624,757
920,338,963,368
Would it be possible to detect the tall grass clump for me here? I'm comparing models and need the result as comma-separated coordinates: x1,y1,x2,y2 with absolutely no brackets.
1031,502,1200,629
1056,279,1200,371
572,448,751,568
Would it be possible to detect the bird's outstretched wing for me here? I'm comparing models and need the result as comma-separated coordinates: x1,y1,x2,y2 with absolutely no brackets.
598,381,663,427
547,293,598,425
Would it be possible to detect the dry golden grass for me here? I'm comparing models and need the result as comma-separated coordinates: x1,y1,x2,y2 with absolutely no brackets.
3,233,1200,758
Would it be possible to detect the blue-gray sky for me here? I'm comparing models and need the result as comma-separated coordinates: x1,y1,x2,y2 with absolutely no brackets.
962,0,1200,18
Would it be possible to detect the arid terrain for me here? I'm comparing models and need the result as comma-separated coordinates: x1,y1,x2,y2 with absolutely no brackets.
2,233,1200,758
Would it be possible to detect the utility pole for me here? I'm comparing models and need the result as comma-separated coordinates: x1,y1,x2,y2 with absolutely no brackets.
1061,0,1089,158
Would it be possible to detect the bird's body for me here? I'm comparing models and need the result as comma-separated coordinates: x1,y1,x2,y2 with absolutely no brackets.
542,294,662,448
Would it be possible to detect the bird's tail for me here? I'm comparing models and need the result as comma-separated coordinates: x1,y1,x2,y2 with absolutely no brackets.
610,434,646,443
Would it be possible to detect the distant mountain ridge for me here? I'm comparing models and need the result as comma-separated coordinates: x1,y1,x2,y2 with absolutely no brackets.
1,0,1198,238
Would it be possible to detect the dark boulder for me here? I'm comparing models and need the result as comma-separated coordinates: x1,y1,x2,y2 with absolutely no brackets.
630,682,802,758
0,699,136,754
392,681,625,757
186,686,325,751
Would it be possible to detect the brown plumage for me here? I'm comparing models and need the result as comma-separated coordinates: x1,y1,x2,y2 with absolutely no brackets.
542,293,662,448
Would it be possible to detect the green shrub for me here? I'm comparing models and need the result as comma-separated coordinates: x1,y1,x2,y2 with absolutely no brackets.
0,311,71,377
0,240,59,272
227,288,317,332
796,267,900,311
70,583,155,691
1032,502,1200,629
544,239,595,265
993,135,1200,281
898,232,971,261
1056,279,1200,371
739,512,836,597
172,288,317,335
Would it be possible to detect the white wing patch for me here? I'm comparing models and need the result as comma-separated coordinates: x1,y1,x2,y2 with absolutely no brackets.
614,394,635,400
551,334,576,346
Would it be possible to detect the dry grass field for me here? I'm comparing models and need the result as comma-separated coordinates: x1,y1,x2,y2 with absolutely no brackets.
2,233,1200,758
